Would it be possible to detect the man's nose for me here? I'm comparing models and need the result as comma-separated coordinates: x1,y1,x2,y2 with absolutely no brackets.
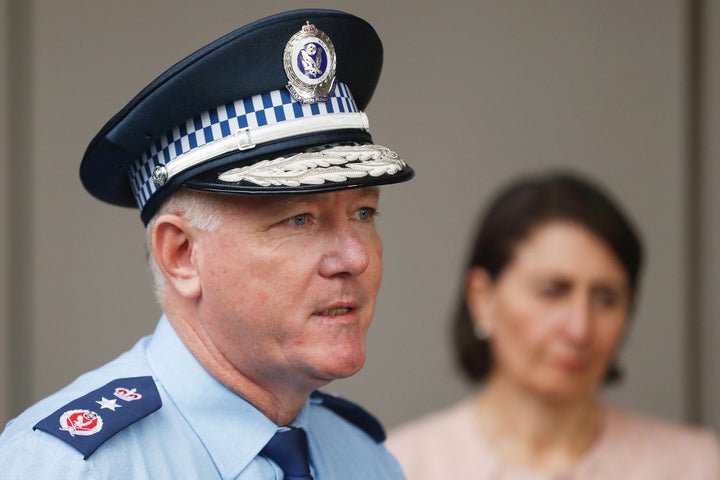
318,225,372,278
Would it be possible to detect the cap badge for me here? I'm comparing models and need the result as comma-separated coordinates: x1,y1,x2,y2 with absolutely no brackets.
284,22,337,104
59,409,103,437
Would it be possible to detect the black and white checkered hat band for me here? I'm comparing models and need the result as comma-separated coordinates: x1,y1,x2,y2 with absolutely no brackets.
128,82,359,210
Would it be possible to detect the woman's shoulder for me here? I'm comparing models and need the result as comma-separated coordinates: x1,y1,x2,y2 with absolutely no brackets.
387,396,478,445
595,404,720,477
605,404,718,447
386,396,493,480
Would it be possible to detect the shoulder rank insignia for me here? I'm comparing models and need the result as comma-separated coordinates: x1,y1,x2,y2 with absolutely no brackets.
310,390,386,443
33,376,161,459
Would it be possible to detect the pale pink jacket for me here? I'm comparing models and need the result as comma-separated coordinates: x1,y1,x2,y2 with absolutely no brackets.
387,397,720,479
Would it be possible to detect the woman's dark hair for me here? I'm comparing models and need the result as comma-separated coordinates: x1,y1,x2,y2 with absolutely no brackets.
453,171,644,384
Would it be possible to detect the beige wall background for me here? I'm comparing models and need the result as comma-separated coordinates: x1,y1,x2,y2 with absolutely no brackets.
1,0,718,432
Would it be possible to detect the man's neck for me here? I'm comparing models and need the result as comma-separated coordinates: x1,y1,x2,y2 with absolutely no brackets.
165,308,313,425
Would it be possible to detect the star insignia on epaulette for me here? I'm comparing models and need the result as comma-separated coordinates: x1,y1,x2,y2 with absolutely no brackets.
96,397,121,411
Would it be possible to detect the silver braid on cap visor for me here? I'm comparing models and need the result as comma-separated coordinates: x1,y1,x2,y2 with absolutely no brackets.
128,82,401,210
217,145,405,187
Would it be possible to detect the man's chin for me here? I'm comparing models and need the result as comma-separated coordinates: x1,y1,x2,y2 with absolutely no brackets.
312,351,367,383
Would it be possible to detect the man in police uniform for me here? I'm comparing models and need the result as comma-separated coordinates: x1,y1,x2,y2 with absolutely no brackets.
0,9,413,478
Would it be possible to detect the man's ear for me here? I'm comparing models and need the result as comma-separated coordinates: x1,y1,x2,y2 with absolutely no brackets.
465,267,494,337
152,214,202,299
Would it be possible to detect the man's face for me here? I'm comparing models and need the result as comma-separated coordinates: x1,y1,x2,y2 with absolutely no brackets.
192,187,383,393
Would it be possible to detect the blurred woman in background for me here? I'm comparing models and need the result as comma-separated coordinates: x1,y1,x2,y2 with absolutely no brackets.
387,172,720,479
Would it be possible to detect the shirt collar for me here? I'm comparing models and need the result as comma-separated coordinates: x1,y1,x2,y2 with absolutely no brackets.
147,315,301,478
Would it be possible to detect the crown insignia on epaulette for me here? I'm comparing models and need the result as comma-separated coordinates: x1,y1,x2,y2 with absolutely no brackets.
114,387,142,402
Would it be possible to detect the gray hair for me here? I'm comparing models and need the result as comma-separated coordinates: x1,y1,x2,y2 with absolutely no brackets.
145,189,226,303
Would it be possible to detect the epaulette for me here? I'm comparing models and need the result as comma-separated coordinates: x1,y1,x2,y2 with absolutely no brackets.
310,390,386,443
33,376,161,459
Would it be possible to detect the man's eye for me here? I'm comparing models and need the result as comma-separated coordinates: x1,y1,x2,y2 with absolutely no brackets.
356,207,376,221
288,214,308,227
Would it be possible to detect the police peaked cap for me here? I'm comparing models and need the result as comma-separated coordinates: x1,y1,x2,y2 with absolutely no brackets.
80,9,414,224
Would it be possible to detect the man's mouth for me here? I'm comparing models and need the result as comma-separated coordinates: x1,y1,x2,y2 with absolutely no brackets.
317,307,351,316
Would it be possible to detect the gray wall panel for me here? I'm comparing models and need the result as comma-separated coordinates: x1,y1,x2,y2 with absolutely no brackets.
3,0,35,420
0,0,9,423
700,0,720,430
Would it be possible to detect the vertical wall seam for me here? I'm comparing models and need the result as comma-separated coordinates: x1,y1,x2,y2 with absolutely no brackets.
6,0,34,416
685,0,703,424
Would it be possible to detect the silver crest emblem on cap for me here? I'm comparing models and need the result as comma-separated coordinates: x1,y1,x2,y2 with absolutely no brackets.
284,22,337,104
152,165,168,186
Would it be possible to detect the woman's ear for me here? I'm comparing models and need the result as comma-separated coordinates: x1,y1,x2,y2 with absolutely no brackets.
465,267,494,338
152,214,202,299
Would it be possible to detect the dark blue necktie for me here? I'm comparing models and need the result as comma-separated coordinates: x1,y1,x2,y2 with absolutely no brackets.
261,426,314,480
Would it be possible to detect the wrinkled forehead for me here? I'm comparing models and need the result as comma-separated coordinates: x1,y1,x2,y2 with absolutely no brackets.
202,185,381,215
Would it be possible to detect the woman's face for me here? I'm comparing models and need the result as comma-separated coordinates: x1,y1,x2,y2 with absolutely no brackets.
467,221,632,402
